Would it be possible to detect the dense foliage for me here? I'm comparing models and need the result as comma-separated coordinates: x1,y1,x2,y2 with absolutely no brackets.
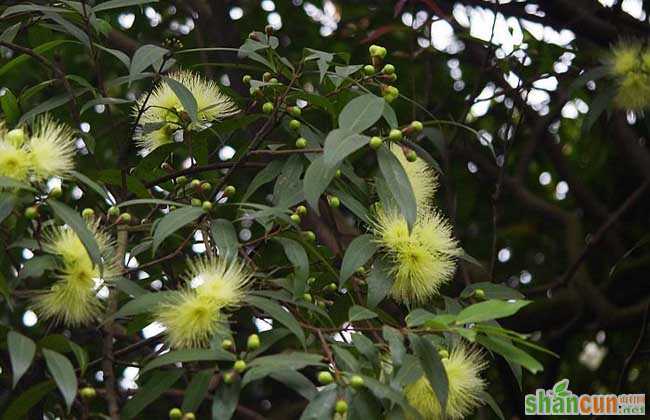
1,1,649,419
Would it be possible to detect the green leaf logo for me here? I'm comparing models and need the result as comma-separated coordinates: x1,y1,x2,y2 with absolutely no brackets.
553,379,570,397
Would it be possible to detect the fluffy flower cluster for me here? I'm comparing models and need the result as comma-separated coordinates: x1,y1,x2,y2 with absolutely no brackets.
373,148,458,304
607,42,650,110
33,223,117,326
0,116,75,182
405,345,487,420
134,70,239,154
155,257,251,348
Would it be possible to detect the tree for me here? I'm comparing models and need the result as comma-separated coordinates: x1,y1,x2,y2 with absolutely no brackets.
0,1,649,419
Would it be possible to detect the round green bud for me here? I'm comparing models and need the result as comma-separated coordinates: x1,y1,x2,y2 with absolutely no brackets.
307,276,316,285
296,205,308,216
182,413,195,420
49,186,62,199
262,72,272,82
269,77,278,84
317,371,334,385
234,360,247,373
221,339,233,350
382,64,395,74
107,206,120,218
200,182,212,192
288,106,301,117
410,120,424,132
386,86,399,96
406,150,418,162
169,408,183,420
474,288,486,299
326,283,338,292
369,44,382,57
438,349,449,359
82,208,95,218
388,129,403,141
289,119,301,131
190,179,201,189
378,46,387,58
302,230,316,242
247,334,260,351
118,212,132,224
363,64,376,76
355,266,365,274
223,371,236,384
328,196,340,208
385,73,397,82
335,169,342,178
335,400,349,414
369,136,383,150
262,102,274,114
202,201,213,212
384,93,397,103
242,75,252,85
176,176,188,185
6,128,25,146
295,137,307,149
303,293,312,302
290,213,301,224
80,387,96,399
224,185,236,197
349,375,364,389
191,198,202,207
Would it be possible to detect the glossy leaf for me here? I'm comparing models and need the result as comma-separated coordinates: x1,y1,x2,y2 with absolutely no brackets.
42,349,77,411
8,331,36,388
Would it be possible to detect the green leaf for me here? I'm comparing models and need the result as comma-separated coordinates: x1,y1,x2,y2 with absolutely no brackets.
273,155,304,208
350,389,383,419
476,335,543,374
351,333,378,361
182,370,213,413
0,22,21,43
582,88,616,136
340,234,376,286
382,102,398,128
19,88,89,124
129,44,169,84
411,335,448,410
455,299,531,325
47,200,103,270
210,219,239,262
142,348,235,373
383,326,406,367
70,170,113,203
332,345,360,372
42,349,77,412
121,370,183,419
0,176,37,192
1,381,56,420
43,12,89,47
367,259,392,307
151,206,204,254
112,291,176,319
269,370,317,401
339,94,385,133
0,40,73,78
303,156,338,213
93,0,159,13
163,75,198,122
211,382,240,420
242,159,283,201
460,282,524,300
322,128,369,169
1,88,20,126
349,305,378,322
300,388,337,420
113,276,148,297
248,295,306,347
0,193,16,225
479,391,505,420
7,331,36,388
274,237,309,286
376,147,417,229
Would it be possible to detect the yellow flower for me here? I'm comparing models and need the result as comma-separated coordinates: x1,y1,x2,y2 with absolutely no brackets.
155,291,224,349
615,72,650,110
0,142,31,181
609,42,642,77
185,256,251,308
405,345,487,420
28,116,76,181
33,224,116,326
606,42,650,110
373,209,459,304
392,146,438,212
134,70,238,154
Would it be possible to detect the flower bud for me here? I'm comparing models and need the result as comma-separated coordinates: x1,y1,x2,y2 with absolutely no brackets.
234,360,247,373
382,64,395,74
349,375,364,389
49,186,63,199
388,129,403,141
288,106,301,117
290,213,301,224
80,387,96,399
169,408,183,419
295,137,307,149
224,185,236,197
201,201,213,212
296,205,308,216
289,119,301,131
369,136,382,150
242,75,252,85
335,400,348,414
262,102,274,114
82,208,95,218
328,195,340,208
363,64,375,75
247,334,260,351
221,339,233,350
118,212,131,224
6,128,25,146
317,371,334,385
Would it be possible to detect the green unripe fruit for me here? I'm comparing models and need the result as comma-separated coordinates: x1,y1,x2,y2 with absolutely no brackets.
355,266,365,274
290,213,301,224
388,129,403,141
317,371,334,385
386,86,399,96
224,185,236,197
262,102,274,114
169,408,183,420
6,128,25,146
328,195,340,208
82,208,95,218
326,283,338,292
335,400,348,414
349,375,364,389
288,106,301,117
234,360,247,373
182,413,195,420
247,334,260,351
335,169,342,178
384,93,397,103
242,75,252,85
201,182,212,191
269,77,278,84
263,72,272,82
438,349,449,359
202,201,213,212
190,179,201,189
223,371,236,384
474,288,486,299
410,120,423,132
369,136,382,150
378,46,387,58
289,119,301,131
406,150,418,162
369,44,383,57
176,176,188,185
295,137,307,149
303,293,312,302
296,205,308,216
221,339,233,350
118,212,131,224
382,64,395,74
80,387,96,399
363,64,376,75
107,206,120,218
302,230,316,242
191,198,202,207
